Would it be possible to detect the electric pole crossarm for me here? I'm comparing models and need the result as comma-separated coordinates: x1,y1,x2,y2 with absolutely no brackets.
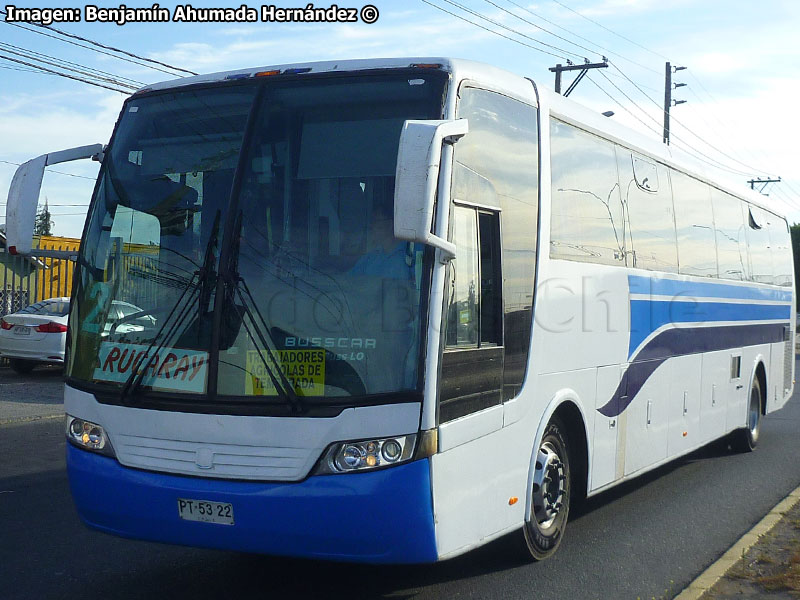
549,60,608,96
747,177,781,195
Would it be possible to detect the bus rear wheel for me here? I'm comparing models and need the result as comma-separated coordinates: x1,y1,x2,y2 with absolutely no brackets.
521,417,571,561
731,377,762,453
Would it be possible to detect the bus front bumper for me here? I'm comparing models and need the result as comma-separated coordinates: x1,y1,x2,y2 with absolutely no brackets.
67,444,438,564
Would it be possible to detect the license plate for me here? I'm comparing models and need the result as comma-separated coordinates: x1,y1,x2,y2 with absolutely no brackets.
12,326,30,336
177,498,234,525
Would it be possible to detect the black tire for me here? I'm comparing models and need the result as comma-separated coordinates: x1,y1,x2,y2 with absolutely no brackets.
731,377,762,453
10,358,36,375
518,416,572,561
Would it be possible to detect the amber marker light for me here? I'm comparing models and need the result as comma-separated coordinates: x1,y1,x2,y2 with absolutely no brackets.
410,63,442,69
255,70,281,77
508,497,519,506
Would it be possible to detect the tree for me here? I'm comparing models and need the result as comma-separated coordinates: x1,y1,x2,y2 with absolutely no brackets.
34,198,53,236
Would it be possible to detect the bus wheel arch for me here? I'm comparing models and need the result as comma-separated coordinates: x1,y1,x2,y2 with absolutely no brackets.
518,396,589,561
732,361,766,452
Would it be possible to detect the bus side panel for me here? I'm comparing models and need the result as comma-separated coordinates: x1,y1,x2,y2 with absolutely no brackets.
623,360,669,476
768,339,789,412
699,351,731,444
431,369,596,559
667,354,701,457
431,415,529,558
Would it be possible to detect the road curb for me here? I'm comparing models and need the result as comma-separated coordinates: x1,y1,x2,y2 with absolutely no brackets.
0,413,64,427
674,483,800,600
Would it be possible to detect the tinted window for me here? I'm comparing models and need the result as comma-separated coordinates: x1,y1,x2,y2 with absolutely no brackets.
711,190,748,281
20,300,69,316
671,171,717,278
768,215,793,287
619,151,678,272
447,206,479,347
746,205,774,285
455,88,539,399
550,121,625,266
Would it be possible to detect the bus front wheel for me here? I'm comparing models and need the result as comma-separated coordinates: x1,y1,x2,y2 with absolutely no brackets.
520,416,572,561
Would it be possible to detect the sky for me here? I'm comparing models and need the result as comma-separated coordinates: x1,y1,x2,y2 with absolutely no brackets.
1,0,799,238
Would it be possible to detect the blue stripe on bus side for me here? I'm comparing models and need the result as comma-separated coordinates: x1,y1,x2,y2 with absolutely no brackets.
598,322,786,417
628,274,793,303
629,299,791,358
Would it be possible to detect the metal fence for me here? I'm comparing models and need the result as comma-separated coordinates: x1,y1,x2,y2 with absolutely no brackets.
0,246,76,317
0,242,77,368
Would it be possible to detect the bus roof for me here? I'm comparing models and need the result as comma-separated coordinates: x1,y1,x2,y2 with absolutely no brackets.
141,57,786,220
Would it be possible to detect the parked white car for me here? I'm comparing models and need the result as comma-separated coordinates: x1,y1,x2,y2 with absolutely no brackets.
0,297,70,373
0,298,156,374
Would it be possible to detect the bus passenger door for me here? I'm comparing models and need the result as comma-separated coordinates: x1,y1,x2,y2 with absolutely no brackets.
438,204,504,425
433,204,506,553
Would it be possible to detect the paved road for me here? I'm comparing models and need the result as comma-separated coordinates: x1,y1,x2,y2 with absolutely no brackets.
2,365,800,600
0,365,64,424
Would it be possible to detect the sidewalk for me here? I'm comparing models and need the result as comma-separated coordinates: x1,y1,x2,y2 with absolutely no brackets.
677,485,800,599
0,365,65,425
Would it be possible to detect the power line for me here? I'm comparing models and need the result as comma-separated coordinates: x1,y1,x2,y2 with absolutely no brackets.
0,8,194,77
32,19,196,76
0,15,187,78
481,0,601,60
498,0,661,75
0,159,98,181
0,40,145,87
0,45,139,91
608,62,777,178
0,59,53,74
0,53,129,93
548,0,669,61
595,69,761,178
420,0,576,60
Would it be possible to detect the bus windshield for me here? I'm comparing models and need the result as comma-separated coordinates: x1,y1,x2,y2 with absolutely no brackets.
66,72,446,407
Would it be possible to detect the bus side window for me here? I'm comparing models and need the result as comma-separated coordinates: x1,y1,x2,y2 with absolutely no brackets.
440,204,503,422
445,206,502,348
619,150,678,273
671,171,717,278
768,216,793,288
745,204,775,285
446,206,479,347
712,190,749,281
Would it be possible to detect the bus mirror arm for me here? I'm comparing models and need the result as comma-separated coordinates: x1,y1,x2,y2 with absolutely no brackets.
5,143,104,255
394,119,468,263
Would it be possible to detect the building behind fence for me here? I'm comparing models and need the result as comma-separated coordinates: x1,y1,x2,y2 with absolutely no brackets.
0,233,80,317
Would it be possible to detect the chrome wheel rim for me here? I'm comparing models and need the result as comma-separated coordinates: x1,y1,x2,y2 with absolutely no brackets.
532,442,566,530
748,385,760,443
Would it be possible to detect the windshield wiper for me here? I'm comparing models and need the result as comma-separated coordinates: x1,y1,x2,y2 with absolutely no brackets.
118,211,221,405
222,212,302,412
232,274,303,413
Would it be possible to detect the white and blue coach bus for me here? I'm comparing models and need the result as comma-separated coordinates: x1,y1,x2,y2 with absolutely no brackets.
5,58,794,563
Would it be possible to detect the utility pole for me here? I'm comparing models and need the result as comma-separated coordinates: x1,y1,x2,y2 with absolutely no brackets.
549,58,608,96
663,62,687,145
747,177,782,195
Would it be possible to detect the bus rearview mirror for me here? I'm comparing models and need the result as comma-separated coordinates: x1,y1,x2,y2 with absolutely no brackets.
394,119,468,261
5,143,104,255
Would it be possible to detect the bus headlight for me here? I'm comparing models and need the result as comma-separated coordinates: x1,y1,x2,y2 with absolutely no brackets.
315,434,417,474
66,415,116,457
